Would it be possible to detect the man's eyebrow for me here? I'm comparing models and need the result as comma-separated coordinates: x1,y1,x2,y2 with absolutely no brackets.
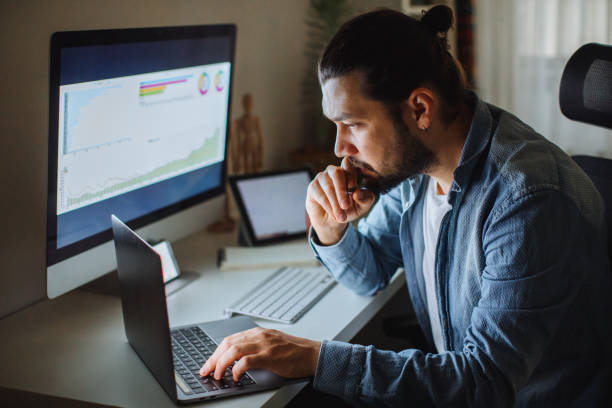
326,112,356,122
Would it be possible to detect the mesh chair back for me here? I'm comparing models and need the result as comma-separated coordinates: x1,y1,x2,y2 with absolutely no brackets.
572,155,612,268
559,43,612,129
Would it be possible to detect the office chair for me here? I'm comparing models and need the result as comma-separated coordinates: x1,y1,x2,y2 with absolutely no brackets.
559,43,612,269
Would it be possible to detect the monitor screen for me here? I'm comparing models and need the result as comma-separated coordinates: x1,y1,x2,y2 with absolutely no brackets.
47,25,235,297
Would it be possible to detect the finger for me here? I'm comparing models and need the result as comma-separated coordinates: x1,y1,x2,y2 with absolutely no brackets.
341,157,358,190
200,338,231,376
327,166,350,210
340,156,352,171
200,327,264,377
213,343,253,380
318,173,346,222
232,354,264,382
199,351,219,377
308,181,336,222
352,188,375,210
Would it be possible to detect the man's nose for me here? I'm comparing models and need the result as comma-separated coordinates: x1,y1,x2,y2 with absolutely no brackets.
334,127,357,158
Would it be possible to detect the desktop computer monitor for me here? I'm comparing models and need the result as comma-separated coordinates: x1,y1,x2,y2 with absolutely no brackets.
46,24,236,298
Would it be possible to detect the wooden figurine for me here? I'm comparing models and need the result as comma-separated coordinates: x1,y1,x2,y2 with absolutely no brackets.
232,93,263,174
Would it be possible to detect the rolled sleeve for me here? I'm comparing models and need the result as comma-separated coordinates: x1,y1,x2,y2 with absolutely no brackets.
309,224,360,267
313,340,367,400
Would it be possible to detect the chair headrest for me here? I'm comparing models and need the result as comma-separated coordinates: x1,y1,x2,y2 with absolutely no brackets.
559,43,612,130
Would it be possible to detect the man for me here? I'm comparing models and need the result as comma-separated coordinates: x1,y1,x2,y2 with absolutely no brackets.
200,7,612,406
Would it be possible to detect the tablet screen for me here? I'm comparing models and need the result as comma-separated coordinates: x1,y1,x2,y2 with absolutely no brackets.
232,169,311,244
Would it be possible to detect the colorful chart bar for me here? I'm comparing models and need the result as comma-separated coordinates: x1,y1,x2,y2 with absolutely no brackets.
139,74,193,86
138,74,193,97
140,79,186,89
139,88,165,96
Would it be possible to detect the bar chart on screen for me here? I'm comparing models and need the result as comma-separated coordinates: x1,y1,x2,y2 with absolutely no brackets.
56,62,231,214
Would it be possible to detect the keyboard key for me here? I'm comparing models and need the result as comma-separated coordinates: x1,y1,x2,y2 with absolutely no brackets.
171,325,224,393
241,375,255,385
202,382,218,392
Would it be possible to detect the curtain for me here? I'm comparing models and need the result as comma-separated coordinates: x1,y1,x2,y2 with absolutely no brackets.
476,0,612,158
456,0,476,87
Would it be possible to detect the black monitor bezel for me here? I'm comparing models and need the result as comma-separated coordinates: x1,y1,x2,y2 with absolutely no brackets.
228,168,314,247
47,24,236,266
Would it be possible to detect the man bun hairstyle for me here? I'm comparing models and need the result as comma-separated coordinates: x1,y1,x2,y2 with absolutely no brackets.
420,4,454,39
319,6,466,124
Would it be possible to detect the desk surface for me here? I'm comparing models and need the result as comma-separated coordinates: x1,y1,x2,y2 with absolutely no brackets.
0,228,405,408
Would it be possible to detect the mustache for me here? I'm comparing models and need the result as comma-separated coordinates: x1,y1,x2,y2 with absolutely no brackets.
347,157,376,173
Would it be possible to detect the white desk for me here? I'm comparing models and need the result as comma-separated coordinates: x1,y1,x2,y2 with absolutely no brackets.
0,228,405,407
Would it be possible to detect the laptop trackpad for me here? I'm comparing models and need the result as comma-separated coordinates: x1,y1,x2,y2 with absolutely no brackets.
202,316,258,343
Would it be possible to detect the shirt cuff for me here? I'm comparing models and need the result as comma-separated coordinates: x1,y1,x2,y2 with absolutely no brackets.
312,340,367,401
308,224,360,264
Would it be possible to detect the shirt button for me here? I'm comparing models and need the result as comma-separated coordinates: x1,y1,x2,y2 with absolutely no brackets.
404,202,409,210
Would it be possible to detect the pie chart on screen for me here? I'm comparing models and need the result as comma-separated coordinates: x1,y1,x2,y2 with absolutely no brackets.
215,70,224,91
198,72,210,95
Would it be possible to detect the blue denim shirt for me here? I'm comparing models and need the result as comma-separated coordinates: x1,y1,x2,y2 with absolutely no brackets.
310,92,612,406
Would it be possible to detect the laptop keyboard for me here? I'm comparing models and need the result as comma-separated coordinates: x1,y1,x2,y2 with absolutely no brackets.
171,326,255,394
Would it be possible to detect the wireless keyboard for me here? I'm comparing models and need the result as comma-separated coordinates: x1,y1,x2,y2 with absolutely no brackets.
224,266,335,324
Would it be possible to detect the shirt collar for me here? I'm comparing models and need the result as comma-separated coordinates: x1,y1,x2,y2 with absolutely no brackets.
400,91,493,207
450,91,494,193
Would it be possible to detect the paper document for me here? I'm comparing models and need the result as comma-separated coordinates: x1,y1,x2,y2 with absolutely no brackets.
218,240,320,271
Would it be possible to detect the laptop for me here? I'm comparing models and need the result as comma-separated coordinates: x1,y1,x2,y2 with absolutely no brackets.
110,215,305,404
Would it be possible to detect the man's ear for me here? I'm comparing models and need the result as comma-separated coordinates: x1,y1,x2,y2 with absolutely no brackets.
403,88,435,131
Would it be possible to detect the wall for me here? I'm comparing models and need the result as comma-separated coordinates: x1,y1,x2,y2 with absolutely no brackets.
0,0,400,318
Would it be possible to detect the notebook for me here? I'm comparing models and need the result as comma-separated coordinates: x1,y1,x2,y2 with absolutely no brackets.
218,240,319,271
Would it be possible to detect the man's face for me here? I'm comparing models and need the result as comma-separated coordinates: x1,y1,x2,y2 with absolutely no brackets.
321,72,437,194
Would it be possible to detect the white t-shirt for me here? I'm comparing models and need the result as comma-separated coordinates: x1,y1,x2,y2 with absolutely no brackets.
422,177,452,353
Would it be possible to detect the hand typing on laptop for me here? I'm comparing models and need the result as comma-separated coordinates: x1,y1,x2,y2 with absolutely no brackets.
199,327,321,381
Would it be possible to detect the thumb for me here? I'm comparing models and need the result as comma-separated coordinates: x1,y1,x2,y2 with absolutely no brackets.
352,188,375,211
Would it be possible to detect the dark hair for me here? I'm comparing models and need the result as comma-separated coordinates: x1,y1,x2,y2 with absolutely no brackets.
318,6,466,124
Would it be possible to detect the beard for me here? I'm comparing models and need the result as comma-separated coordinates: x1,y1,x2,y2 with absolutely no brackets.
351,106,438,195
